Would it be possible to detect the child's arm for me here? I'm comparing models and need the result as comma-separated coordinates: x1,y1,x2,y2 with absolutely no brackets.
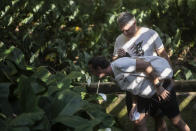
129,94,139,121
136,58,170,100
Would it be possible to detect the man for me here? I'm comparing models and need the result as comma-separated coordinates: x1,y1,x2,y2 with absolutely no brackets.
88,56,190,131
113,12,171,131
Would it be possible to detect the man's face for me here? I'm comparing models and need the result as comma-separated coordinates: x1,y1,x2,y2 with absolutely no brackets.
121,19,136,38
89,65,106,78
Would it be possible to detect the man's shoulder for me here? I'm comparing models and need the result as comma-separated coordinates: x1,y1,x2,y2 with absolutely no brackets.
140,27,157,35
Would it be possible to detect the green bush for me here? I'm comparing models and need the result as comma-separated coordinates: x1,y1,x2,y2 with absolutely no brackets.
0,0,196,130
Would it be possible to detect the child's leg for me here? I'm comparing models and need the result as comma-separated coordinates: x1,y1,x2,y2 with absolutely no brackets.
133,112,148,131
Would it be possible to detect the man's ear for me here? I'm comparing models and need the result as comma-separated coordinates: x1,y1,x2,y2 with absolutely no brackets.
97,66,102,70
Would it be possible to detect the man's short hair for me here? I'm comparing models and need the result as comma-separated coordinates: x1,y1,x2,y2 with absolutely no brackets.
117,12,135,28
88,56,110,70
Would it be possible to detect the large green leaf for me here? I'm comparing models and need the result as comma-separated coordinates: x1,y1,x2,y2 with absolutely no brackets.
48,90,84,119
5,46,25,69
17,75,38,112
2,60,18,76
32,66,51,83
31,115,51,131
47,72,71,96
0,82,11,99
58,91,84,117
84,104,115,128
0,44,14,59
30,80,46,95
53,115,99,131
0,83,13,115
0,118,7,131
67,71,83,80
0,60,18,83
9,112,44,127
8,127,30,131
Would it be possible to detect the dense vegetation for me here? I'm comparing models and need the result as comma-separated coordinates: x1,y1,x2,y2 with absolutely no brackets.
0,0,196,131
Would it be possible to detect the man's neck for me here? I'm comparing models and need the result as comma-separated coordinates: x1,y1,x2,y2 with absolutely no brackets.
127,26,141,40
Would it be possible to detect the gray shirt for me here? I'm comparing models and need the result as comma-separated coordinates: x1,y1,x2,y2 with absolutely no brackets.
113,27,164,57
111,56,173,98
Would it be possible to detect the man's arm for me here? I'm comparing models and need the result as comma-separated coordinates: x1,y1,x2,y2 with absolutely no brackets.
136,58,160,85
112,48,130,61
136,58,170,100
156,47,172,66
112,56,118,61
129,94,138,120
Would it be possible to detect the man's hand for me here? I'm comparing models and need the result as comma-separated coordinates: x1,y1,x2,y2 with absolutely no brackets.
117,48,126,57
156,86,170,100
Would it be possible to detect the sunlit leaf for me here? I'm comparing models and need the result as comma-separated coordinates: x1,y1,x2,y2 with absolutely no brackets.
49,90,84,119
32,66,51,82
47,72,71,91
67,71,83,80
3,46,25,69
185,70,193,80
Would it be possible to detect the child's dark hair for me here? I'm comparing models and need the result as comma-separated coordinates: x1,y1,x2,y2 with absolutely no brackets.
88,56,110,69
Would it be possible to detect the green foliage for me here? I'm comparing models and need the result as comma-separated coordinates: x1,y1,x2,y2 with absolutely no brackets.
0,46,115,130
0,0,196,130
